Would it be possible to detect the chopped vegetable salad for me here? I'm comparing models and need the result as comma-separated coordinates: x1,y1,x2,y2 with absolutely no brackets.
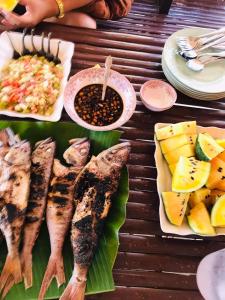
0,55,63,115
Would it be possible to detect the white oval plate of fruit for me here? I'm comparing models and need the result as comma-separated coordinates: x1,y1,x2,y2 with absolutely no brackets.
155,120,225,236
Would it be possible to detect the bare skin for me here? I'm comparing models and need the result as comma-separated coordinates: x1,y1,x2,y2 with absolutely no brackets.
0,0,96,29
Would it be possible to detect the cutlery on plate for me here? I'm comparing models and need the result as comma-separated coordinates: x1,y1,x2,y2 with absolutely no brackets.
178,35,225,59
177,33,225,52
198,50,225,58
196,26,225,38
177,26,225,51
212,42,225,50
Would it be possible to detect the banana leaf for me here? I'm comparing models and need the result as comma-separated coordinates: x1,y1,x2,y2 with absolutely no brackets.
0,121,129,299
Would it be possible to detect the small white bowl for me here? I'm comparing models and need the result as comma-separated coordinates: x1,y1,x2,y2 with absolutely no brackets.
64,67,136,131
140,79,177,112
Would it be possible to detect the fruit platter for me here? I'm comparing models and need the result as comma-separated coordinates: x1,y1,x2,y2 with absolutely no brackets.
155,120,225,236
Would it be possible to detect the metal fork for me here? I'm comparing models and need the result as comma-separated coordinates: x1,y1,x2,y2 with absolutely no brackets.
177,35,225,59
6,29,61,64
177,27,225,52
21,28,30,56
186,56,224,72
177,33,225,52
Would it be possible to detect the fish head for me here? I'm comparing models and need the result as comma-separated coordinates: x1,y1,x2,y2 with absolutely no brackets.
4,141,31,165
0,127,18,147
34,138,56,160
63,138,90,167
97,142,130,172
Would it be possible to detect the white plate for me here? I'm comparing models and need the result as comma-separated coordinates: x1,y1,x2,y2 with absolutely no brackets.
155,122,225,236
0,31,74,121
162,59,225,100
197,249,225,300
163,27,225,94
162,55,225,100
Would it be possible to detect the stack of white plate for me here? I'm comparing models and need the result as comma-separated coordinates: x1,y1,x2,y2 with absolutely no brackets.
162,27,225,101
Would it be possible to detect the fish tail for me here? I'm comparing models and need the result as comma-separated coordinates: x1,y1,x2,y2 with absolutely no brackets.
0,254,22,294
1,277,15,299
21,251,33,289
59,273,87,300
38,255,65,300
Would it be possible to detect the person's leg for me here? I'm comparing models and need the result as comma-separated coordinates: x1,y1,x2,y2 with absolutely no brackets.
45,11,97,29
80,0,133,20
46,0,133,29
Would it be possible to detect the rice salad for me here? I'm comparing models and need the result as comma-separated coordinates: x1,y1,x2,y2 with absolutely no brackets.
0,55,63,115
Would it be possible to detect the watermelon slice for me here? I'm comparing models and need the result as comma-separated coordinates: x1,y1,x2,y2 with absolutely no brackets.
196,133,223,161
160,134,197,154
189,188,211,208
162,191,190,226
172,156,211,192
156,121,197,141
211,194,225,227
164,144,195,164
206,158,225,191
187,202,215,235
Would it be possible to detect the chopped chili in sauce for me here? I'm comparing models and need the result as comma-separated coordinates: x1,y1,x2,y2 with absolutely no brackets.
74,84,123,126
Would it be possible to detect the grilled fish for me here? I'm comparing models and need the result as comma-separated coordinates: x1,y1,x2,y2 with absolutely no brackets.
60,142,130,300
38,138,90,300
20,138,56,289
0,127,18,246
0,141,31,299
0,128,19,177
0,128,18,224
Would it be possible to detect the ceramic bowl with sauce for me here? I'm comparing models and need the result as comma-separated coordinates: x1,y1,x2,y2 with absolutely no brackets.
64,67,136,131
140,79,177,112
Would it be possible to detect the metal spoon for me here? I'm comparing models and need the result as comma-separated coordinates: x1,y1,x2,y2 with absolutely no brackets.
53,40,61,64
46,32,55,62
101,56,112,101
38,32,46,57
186,56,224,72
21,28,30,56
197,249,225,300
30,28,38,55
198,50,225,58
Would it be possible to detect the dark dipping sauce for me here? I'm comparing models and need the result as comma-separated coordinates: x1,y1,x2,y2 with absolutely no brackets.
74,84,123,126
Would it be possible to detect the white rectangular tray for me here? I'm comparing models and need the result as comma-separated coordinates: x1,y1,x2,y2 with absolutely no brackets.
154,122,225,236
0,31,74,121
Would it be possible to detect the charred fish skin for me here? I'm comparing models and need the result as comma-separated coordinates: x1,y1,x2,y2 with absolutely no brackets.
0,141,31,299
20,138,56,289
60,142,130,300
38,138,90,300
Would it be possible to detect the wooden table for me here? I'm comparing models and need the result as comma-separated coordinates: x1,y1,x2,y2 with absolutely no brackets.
1,0,225,299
